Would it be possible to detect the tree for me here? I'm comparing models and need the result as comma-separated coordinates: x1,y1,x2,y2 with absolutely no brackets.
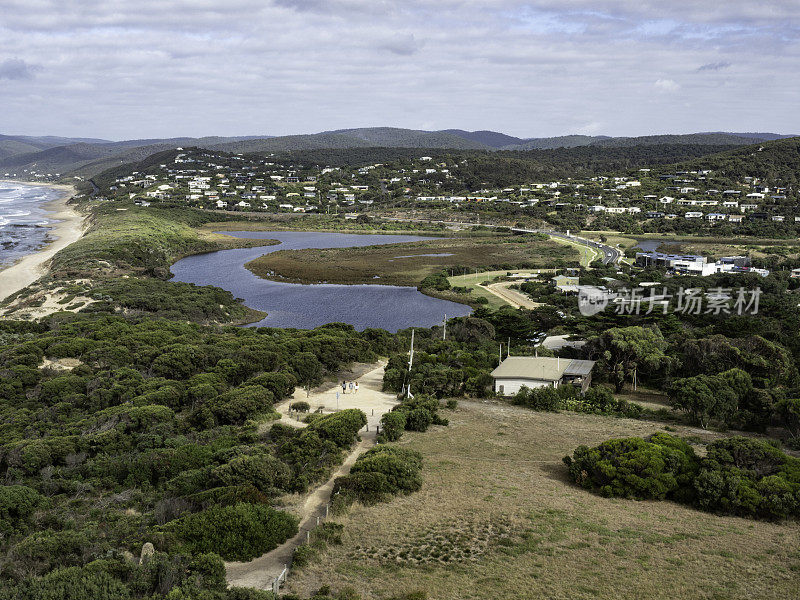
289,352,324,397
589,326,668,392
668,372,739,428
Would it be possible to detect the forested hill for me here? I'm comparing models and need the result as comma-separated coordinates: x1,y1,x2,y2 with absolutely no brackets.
445,143,748,187
672,136,800,186
1,128,791,180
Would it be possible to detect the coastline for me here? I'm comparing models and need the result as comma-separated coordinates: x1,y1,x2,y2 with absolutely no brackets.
0,180,85,304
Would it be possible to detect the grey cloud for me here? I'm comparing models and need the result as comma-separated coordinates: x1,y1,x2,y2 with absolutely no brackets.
0,58,40,80
377,34,420,56
0,0,797,138
698,61,732,71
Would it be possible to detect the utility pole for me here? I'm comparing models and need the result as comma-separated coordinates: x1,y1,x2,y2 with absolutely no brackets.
407,329,415,399
442,314,447,340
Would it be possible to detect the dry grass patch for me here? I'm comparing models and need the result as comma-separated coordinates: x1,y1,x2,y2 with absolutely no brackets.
287,401,800,600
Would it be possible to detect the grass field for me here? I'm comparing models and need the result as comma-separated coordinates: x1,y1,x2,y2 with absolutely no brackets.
447,270,515,308
245,236,577,287
287,402,800,600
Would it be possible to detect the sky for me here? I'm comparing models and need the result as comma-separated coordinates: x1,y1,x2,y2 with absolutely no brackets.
1,0,798,140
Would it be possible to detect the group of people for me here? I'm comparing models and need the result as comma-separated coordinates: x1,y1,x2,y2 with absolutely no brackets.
341,380,359,394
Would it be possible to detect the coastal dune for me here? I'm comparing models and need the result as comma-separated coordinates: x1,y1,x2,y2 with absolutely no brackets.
0,182,85,304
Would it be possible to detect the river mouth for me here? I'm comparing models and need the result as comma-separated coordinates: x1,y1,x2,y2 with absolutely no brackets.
170,230,471,331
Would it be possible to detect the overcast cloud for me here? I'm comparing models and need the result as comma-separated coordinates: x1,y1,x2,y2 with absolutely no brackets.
0,0,797,139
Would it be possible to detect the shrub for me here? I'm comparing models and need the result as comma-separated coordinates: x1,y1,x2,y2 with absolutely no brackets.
212,454,292,496
335,446,423,505
418,271,450,291
512,385,566,411
404,408,433,432
2,566,131,600
163,502,298,562
0,485,47,534
290,401,310,413
563,433,700,501
566,433,800,520
307,409,367,448
192,385,274,427
694,436,800,519
13,529,90,572
379,411,406,442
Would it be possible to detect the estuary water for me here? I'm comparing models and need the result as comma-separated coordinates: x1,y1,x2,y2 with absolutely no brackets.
0,182,62,267
170,230,472,331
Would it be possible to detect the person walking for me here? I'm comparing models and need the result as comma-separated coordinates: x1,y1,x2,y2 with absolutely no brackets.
341,381,347,395
348,381,354,393
354,381,359,394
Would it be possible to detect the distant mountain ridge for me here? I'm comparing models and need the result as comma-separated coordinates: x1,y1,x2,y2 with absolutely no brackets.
0,128,796,178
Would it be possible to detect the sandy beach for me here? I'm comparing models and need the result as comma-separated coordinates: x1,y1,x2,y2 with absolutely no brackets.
0,181,85,304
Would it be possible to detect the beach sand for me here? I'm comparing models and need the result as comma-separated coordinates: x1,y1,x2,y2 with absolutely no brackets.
0,181,85,304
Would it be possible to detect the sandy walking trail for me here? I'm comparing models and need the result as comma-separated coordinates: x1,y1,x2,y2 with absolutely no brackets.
226,363,398,590
0,181,85,304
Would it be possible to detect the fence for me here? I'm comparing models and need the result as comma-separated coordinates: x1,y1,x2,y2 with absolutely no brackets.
271,565,287,595
267,496,339,594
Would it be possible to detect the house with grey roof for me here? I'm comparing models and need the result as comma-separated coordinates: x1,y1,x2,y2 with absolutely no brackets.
491,356,595,396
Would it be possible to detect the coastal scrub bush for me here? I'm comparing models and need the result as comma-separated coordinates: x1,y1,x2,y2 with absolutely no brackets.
389,394,448,434
334,446,423,505
694,436,800,519
378,411,406,442
563,433,700,501
211,454,292,496
307,409,367,448
512,385,565,411
191,385,274,427
163,502,298,561
0,566,132,600
404,408,433,432
418,271,451,291
0,485,47,534
565,433,800,520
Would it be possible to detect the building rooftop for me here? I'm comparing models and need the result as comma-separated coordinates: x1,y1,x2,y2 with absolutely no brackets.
491,357,595,381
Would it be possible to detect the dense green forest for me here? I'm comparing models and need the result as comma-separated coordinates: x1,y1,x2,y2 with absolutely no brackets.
673,136,800,187
0,315,402,598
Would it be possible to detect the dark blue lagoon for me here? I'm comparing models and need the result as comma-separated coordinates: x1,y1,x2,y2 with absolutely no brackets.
170,231,472,331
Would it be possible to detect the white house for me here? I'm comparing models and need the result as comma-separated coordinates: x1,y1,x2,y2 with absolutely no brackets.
491,357,595,395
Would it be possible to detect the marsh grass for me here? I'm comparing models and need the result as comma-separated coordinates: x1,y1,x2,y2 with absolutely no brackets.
245,236,576,287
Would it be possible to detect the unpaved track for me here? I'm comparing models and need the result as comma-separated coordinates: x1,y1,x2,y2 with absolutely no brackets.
226,363,398,590
486,281,541,310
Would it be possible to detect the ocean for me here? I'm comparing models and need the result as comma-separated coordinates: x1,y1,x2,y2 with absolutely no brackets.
0,182,62,268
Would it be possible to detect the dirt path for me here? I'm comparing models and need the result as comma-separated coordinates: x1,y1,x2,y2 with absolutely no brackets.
486,281,542,310
227,363,398,590
272,362,397,432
